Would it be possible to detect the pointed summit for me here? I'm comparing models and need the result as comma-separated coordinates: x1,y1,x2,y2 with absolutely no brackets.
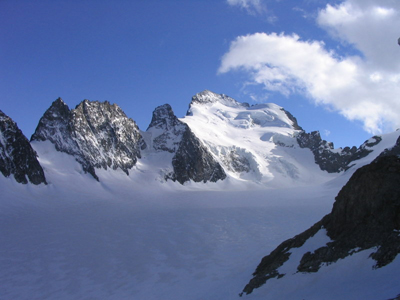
31,97,72,146
147,104,181,131
146,104,186,153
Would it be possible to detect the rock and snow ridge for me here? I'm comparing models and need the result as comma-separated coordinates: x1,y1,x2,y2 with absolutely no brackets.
145,103,226,184
2,90,400,186
0,110,46,184
241,137,400,296
182,90,316,185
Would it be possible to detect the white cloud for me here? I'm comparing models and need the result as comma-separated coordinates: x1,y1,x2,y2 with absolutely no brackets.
226,0,266,14
219,0,400,135
317,0,400,71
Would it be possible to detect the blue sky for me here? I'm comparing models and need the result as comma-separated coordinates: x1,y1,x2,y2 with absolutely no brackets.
1,0,399,148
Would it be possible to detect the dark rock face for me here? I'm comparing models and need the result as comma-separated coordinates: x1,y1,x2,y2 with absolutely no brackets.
0,110,46,184
241,220,324,296
225,149,251,173
296,131,381,173
280,108,303,131
170,127,227,184
147,104,187,153
323,155,400,266
32,98,145,180
31,97,74,153
242,152,400,295
147,104,226,184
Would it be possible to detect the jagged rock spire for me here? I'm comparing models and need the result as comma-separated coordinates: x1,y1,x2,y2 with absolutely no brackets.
0,110,46,184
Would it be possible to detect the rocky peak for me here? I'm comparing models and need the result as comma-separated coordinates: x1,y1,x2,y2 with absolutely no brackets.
146,104,187,153
31,98,75,153
0,110,46,185
32,98,146,180
44,97,70,120
147,104,181,131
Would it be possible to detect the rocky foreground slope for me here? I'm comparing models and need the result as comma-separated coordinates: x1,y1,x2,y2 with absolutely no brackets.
241,136,400,296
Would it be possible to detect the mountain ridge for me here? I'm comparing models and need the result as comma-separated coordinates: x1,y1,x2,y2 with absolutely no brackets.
1,90,399,186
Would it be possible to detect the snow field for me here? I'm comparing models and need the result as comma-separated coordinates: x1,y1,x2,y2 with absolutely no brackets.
0,153,338,299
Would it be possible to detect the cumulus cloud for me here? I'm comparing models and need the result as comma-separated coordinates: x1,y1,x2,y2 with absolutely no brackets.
317,0,400,71
226,0,266,14
219,0,400,135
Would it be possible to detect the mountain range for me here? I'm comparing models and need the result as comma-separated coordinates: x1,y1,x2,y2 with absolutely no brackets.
1,90,399,300
0,90,388,186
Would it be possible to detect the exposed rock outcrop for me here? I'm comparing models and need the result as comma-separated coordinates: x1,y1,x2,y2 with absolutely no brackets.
170,126,227,184
296,130,381,173
0,110,46,184
31,98,146,180
242,150,400,295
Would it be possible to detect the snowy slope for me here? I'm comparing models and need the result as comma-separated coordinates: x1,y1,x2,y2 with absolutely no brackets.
0,149,340,300
2,147,400,300
181,90,334,187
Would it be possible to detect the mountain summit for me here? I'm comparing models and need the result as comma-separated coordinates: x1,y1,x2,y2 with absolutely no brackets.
31,98,145,180
182,90,325,185
188,90,249,110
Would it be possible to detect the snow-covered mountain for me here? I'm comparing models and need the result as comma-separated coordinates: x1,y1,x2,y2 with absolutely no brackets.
182,90,326,186
1,90,400,300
